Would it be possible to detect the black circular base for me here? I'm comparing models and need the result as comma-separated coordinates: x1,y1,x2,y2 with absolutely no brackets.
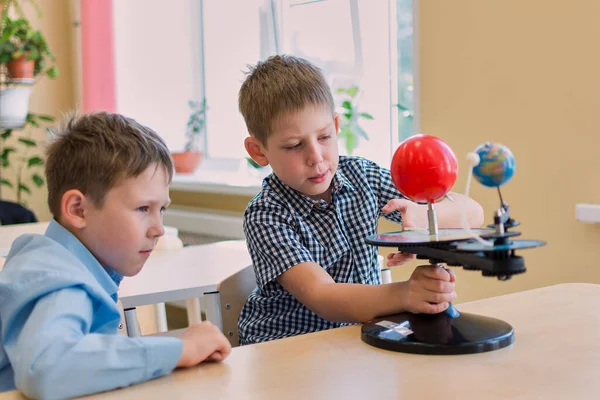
361,310,514,355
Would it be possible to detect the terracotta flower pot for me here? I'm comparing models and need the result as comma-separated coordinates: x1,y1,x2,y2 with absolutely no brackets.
7,56,35,79
171,151,203,173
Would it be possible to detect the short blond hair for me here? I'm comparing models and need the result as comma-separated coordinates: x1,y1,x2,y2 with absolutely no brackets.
238,54,334,145
45,112,173,217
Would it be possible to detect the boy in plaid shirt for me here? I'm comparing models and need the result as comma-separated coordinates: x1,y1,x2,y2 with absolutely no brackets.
237,55,484,345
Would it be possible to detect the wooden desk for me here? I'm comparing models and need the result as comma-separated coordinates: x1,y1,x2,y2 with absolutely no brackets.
73,284,600,398
1,284,597,399
118,241,252,335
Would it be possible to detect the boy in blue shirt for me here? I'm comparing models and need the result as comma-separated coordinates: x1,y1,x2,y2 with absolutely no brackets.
237,55,484,345
0,113,231,399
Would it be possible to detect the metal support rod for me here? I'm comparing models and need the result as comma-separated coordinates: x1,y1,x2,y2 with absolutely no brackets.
155,302,168,332
427,202,438,235
124,308,141,337
204,291,223,332
432,263,460,318
495,208,505,235
497,186,506,207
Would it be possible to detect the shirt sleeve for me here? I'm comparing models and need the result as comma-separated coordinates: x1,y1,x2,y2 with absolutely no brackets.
244,202,314,289
363,159,405,225
4,286,183,400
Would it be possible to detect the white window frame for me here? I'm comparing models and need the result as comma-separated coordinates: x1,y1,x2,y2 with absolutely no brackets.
176,0,418,195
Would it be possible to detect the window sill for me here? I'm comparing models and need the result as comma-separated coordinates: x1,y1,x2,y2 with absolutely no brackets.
170,157,270,196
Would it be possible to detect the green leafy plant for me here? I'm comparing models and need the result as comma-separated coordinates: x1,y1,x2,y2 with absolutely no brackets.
184,99,206,152
336,85,373,155
0,112,54,205
0,0,59,79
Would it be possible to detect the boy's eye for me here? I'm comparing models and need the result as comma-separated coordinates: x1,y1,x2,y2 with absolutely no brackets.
285,143,301,150
137,206,149,212
160,207,167,214
319,135,332,141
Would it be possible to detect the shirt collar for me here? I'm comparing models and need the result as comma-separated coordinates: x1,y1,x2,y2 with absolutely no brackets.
333,168,355,193
268,167,356,218
45,219,123,295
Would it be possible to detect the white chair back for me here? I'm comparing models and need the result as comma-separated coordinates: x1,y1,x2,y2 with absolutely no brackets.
216,265,256,347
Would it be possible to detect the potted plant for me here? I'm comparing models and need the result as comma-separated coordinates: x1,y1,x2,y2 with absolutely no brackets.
0,0,58,129
335,85,374,155
0,12,59,79
0,112,54,205
172,99,206,173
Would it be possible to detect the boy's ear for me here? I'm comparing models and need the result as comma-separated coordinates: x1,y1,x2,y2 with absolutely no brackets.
244,136,270,167
60,189,89,229
334,113,340,136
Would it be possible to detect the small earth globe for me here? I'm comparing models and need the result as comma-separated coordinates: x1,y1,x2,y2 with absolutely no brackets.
472,142,515,187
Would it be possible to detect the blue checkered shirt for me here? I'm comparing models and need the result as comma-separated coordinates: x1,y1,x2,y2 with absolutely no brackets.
238,156,405,345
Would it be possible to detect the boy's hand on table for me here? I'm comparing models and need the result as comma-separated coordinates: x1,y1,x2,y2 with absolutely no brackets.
399,265,456,314
177,321,232,368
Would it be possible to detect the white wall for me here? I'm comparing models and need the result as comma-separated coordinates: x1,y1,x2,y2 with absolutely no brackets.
112,0,203,152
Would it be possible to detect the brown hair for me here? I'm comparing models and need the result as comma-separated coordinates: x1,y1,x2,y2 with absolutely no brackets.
238,54,334,145
45,112,174,217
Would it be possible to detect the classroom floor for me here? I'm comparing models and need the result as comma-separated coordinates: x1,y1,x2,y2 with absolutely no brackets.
166,231,226,330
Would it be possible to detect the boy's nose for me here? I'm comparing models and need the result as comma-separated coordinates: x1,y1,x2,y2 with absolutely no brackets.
148,219,165,238
306,145,323,166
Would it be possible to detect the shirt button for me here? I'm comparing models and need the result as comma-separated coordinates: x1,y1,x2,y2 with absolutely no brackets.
314,203,320,209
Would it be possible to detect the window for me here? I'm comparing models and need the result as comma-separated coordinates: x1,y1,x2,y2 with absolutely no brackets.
112,0,414,188
202,0,268,159
274,0,394,167
396,0,414,143
200,0,414,167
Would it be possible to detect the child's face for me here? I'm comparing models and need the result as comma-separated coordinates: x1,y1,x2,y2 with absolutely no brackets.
261,104,340,201
78,163,170,277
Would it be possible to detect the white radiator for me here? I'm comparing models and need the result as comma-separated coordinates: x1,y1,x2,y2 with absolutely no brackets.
163,207,244,239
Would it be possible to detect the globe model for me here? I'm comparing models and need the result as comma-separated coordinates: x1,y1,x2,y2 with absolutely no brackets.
472,142,515,187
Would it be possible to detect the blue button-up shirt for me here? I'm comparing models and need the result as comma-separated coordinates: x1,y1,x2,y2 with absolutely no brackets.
0,220,182,399
238,156,404,345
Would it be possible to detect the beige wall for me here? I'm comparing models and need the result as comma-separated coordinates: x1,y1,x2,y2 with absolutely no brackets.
173,1,600,303
1,0,76,222
391,0,600,302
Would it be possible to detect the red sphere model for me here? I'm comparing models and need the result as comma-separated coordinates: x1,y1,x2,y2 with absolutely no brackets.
390,134,458,203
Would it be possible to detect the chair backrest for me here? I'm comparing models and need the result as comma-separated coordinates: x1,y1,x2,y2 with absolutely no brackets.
217,264,256,347
0,200,38,225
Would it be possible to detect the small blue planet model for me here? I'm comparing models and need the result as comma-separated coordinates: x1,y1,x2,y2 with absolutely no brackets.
472,142,515,187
